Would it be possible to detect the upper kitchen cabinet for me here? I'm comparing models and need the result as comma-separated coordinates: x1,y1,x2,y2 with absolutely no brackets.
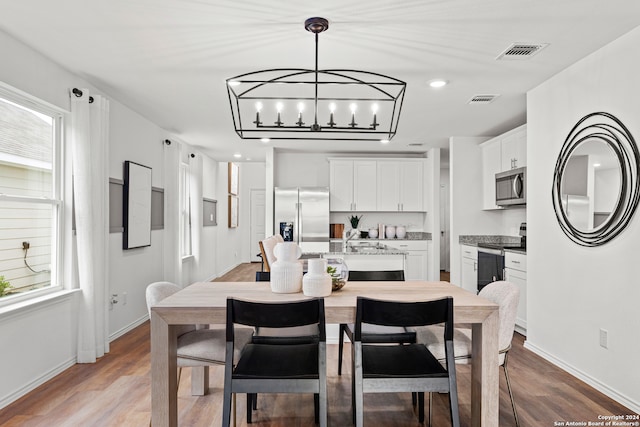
480,124,527,210
501,126,527,171
376,160,424,211
329,160,377,211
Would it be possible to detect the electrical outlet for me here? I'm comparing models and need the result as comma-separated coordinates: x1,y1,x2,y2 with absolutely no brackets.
599,328,608,349
110,294,118,310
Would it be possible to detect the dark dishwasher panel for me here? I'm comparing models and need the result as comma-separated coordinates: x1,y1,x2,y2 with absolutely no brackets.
477,250,504,292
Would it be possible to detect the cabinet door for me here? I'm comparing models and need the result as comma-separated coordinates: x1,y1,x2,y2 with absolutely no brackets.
329,160,354,211
405,251,427,280
481,139,503,210
501,127,527,170
460,256,477,293
376,161,401,211
505,268,527,333
400,161,424,211
353,161,377,211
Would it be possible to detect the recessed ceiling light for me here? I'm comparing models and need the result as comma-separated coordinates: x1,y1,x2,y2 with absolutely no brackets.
380,139,390,144
260,138,271,143
246,158,252,161
593,163,601,167
233,153,242,158
428,79,448,88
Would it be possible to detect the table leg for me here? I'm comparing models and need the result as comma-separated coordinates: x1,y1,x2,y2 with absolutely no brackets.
471,310,499,427
151,310,178,427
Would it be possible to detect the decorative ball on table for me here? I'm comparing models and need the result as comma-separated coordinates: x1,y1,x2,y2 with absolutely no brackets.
326,258,349,291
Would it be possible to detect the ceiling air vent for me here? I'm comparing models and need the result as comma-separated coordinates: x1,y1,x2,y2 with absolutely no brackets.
496,43,548,60
408,143,424,147
468,94,499,105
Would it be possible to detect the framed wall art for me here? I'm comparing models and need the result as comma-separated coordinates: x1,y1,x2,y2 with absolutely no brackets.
123,161,152,249
228,162,239,195
228,195,238,228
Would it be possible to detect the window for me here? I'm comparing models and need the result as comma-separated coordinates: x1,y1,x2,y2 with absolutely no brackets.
180,161,192,258
0,87,63,301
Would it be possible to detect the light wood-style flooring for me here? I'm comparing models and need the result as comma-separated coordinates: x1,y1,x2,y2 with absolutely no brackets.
0,263,635,426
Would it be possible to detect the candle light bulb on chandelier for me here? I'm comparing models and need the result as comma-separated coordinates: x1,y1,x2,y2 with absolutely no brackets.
327,102,337,127
349,103,358,128
254,102,263,126
275,102,284,127
296,102,305,127
370,103,379,130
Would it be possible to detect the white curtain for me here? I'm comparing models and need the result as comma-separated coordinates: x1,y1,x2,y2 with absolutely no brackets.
70,89,110,363
163,139,182,285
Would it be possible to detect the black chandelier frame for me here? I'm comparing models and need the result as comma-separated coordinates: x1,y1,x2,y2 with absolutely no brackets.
226,17,407,141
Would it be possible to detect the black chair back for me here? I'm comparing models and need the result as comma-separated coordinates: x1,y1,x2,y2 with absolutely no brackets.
355,296,453,341
255,271,270,282
348,270,405,281
227,298,326,342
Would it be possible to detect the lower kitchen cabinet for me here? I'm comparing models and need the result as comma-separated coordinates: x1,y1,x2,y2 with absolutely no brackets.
460,244,478,293
504,251,527,335
385,240,429,280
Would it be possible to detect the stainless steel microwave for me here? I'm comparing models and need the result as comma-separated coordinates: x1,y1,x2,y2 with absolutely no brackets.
496,167,526,206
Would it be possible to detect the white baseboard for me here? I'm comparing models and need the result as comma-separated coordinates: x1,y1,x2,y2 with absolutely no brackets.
109,314,149,342
0,357,76,410
524,341,640,414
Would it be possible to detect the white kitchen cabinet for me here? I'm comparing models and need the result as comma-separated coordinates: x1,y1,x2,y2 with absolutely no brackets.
481,139,503,210
329,160,377,211
501,127,527,171
480,124,527,210
504,250,527,335
460,244,477,293
385,240,429,280
376,160,424,211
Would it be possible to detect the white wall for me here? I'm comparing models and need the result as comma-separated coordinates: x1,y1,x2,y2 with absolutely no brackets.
0,28,228,408
527,26,640,412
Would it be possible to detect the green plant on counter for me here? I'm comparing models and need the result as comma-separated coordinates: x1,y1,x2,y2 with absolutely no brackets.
327,265,346,291
348,214,362,229
0,275,13,297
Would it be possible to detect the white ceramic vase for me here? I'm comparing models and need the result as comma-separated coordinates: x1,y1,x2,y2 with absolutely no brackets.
303,258,332,297
385,225,396,239
395,225,406,239
270,242,303,293
368,228,378,238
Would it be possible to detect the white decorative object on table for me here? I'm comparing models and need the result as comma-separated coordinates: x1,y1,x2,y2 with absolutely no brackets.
385,225,396,239
395,225,406,239
270,242,303,293
368,228,378,238
303,258,332,297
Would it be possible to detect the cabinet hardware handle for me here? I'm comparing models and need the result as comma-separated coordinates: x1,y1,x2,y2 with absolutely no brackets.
512,260,521,264
474,261,477,271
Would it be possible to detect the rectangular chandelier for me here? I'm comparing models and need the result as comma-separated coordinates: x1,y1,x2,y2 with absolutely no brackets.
226,17,407,142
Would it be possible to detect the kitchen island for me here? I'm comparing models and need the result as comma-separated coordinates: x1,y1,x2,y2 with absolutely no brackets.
304,240,407,271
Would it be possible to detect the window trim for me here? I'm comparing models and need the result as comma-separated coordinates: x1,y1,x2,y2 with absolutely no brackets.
0,82,66,308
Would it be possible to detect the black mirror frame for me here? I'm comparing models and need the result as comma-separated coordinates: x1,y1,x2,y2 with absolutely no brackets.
552,112,640,246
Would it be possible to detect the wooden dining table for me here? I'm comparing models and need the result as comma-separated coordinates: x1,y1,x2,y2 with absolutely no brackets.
150,280,499,426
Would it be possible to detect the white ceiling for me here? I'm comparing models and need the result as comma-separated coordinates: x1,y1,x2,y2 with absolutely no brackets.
2,0,640,163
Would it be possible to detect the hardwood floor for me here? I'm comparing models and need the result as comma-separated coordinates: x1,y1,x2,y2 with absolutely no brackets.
0,263,635,426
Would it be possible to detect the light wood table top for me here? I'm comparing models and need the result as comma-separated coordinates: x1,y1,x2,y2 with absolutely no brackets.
151,280,499,427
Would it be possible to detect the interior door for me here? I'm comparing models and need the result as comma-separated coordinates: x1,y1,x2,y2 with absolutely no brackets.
250,189,266,262
440,169,450,272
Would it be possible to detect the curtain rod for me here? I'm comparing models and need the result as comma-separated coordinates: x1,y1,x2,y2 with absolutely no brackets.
72,88,94,103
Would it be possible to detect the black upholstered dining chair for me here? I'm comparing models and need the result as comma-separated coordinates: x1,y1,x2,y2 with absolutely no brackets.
352,296,460,427
222,297,328,426
337,270,415,376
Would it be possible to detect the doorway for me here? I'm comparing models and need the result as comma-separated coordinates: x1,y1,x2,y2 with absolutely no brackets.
440,168,450,272
250,189,266,262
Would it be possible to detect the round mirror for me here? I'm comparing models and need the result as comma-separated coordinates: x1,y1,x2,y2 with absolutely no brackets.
552,112,640,246
560,138,622,232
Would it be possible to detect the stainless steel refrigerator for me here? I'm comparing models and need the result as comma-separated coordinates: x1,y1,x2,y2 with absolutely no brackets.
274,187,330,253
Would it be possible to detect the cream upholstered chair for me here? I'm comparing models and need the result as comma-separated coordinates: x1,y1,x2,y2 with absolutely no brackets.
145,281,253,395
258,234,284,272
416,280,521,427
